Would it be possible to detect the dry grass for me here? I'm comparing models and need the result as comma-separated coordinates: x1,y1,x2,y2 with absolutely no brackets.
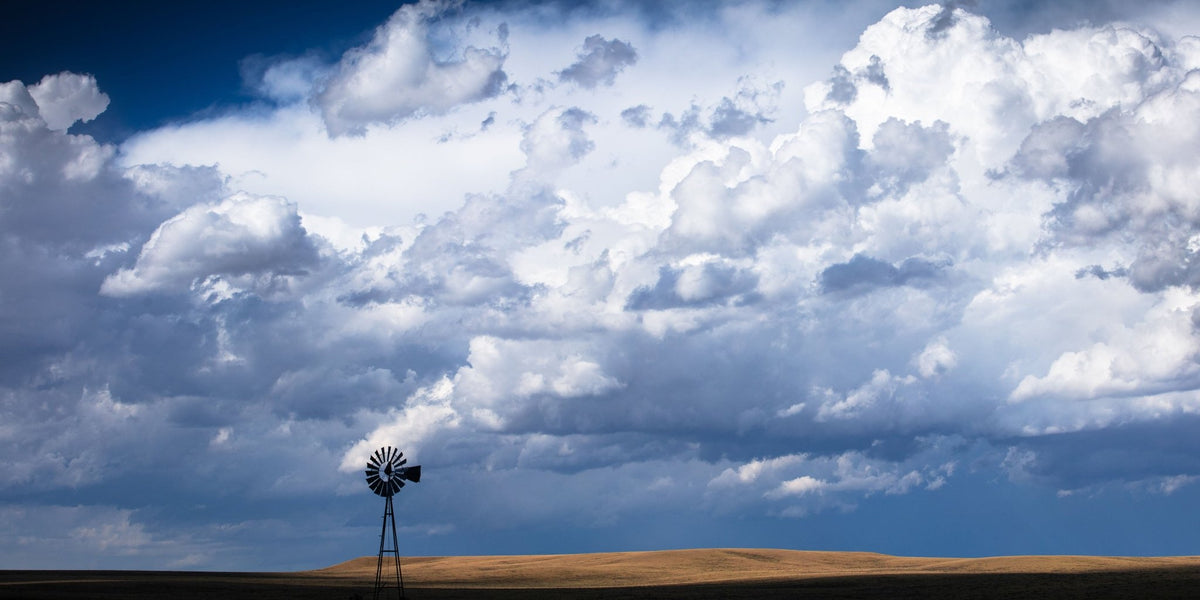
4,548,1200,599
313,548,1200,588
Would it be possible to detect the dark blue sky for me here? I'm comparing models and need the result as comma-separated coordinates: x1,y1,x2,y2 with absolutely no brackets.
1,1,400,138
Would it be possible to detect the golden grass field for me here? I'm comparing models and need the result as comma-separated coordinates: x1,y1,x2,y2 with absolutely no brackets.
3,548,1200,599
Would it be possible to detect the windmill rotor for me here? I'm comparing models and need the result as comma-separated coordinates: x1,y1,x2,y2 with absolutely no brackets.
364,446,421,497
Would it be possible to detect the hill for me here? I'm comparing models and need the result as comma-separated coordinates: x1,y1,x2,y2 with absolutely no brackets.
312,547,1200,588
3,548,1200,599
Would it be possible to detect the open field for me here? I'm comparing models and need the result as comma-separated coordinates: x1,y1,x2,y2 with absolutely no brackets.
4,548,1200,599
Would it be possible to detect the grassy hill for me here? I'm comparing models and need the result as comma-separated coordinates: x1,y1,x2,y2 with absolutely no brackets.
4,548,1200,599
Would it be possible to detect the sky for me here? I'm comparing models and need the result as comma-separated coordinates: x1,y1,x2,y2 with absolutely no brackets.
3,0,1200,571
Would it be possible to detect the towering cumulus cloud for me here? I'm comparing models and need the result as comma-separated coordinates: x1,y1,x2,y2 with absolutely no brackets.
4,1,1200,570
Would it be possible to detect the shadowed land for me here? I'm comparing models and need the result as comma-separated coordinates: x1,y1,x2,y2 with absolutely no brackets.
4,548,1200,599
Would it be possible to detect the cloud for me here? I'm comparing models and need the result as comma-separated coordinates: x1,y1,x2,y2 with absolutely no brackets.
27,72,110,131
658,80,782,144
558,35,638,88
997,415,1200,493
0,76,168,248
868,117,952,189
0,505,160,568
153,5,1200,518
815,369,916,421
100,193,319,297
315,0,508,136
707,442,956,516
819,254,945,294
621,104,652,127
1004,71,1200,293
626,257,759,309
915,336,957,378
520,106,597,174
241,54,327,103
1009,290,1200,406
660,109,863,256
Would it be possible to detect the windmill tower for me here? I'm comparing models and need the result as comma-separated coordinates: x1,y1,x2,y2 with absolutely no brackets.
365,446,421,600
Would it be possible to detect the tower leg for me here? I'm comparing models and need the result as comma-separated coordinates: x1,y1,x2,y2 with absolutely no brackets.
391,497,405,598
373,496,386,600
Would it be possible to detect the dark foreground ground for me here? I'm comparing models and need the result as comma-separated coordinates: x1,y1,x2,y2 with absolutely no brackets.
3,567,1200,600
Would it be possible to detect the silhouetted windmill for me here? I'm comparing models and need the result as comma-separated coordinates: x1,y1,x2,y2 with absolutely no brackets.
365,446,421,600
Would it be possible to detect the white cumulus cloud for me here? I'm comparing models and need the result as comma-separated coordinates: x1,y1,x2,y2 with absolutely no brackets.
101,193,319,296
27,72,110,131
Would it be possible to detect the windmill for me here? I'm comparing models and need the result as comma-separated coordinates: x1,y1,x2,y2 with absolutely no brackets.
365,446,421,600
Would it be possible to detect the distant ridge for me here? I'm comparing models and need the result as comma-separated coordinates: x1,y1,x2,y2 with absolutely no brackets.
308,548,1200,589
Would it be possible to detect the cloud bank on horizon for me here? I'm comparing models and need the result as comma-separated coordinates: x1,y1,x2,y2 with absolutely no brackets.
4,0,1200,570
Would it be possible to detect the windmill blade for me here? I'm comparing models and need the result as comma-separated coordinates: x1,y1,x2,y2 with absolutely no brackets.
366,474,381,485
369,480,383,495
373,448,383,463
386,446,394,463
391,479,402,494
397,457,407,467
365,470,379,479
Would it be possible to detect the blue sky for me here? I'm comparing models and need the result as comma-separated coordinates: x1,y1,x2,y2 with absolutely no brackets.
3,0,1200,571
